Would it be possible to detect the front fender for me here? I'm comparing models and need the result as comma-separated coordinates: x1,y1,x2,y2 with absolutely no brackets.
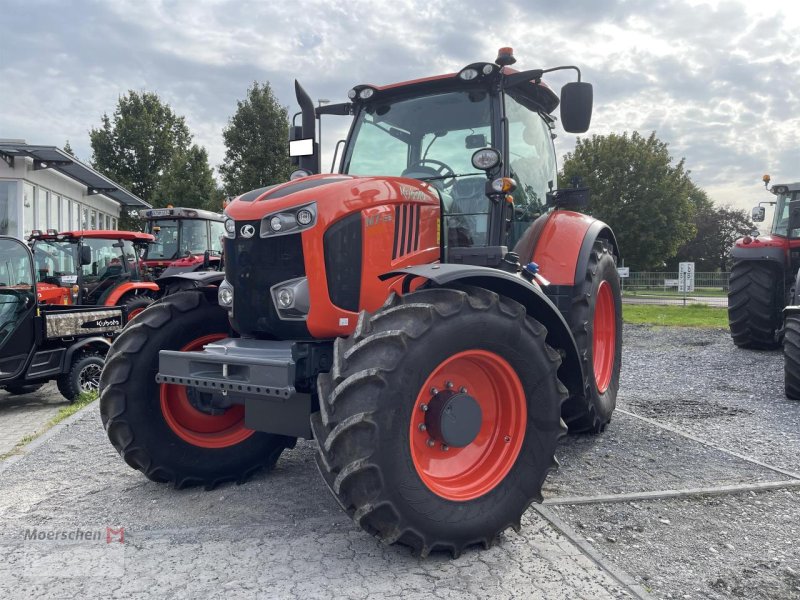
381,264,585,401
105,282,160,306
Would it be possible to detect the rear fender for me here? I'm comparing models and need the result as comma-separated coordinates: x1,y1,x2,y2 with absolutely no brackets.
105,282,159,306
381,264,585,401
62,337,111,373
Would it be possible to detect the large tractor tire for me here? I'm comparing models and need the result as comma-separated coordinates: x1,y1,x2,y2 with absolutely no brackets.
57,352,104,402
120,294,155,322
728,261,783,349
99,291,295,489
785,314,800,400
562,239,622,434
312,285,567,557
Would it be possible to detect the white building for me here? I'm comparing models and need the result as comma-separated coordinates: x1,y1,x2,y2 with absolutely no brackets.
0,139,150,239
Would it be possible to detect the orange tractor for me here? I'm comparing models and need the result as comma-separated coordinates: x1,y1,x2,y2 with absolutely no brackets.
30,229,158,318
100,49,622,556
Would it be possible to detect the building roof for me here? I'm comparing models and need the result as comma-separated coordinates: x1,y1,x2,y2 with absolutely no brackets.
29,230,155,242
0,142,151,208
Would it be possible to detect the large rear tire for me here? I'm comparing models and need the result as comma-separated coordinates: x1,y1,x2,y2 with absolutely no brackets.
785,314,800,400
728,261,783,349
99,290,295,489
120,293,155,322
312,286,566,557
562,239,622,433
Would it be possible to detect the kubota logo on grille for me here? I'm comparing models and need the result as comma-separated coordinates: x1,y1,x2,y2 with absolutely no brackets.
240,224,255,238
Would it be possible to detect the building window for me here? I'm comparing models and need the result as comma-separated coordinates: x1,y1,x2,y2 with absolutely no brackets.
72,202,80,231
111,217,117,230
60,195,69,231
37,189,49,229
23,183,34,237
49,193,59,231
90,209,97,229
82,206,89,230
0,181,18,236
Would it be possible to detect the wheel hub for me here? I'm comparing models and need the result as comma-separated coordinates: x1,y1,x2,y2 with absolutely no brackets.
425,389,482,448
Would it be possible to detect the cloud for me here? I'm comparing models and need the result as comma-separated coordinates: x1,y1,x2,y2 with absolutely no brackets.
1,0,798,213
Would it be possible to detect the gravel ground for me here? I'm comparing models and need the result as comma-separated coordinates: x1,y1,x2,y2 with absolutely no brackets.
0,324,799,599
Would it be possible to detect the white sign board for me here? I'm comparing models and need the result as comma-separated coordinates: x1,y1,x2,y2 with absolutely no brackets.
678,262,695,293
617,267,630,278
664,278,680,287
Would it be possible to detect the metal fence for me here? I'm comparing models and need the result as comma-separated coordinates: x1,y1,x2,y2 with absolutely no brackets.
620,271,729,307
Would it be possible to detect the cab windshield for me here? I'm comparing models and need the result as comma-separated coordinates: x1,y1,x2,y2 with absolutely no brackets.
32,240,77,285
145,219,209,259
771,191,800,237
343,90,493,246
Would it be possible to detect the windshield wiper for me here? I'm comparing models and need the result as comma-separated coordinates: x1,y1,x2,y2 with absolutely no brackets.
416,172,483,181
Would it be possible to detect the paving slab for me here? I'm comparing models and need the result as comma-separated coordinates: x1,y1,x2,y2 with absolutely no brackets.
0,384,65,456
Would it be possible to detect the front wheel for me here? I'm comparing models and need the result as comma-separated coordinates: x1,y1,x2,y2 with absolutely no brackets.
312,286,566,557
785,315,800,400
99,290,295,489
728,261,783,349
120,294,155,322
562,239,622,433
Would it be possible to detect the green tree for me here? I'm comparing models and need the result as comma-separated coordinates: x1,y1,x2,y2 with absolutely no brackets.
90,91,214,208
63,140,75,157
561,131,697,270
219,82,290,195
672,189,754,271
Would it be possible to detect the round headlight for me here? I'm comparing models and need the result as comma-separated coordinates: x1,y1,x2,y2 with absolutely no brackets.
471,148,501,171
270,216,283,231
219,286,233,306
296,209,313,226
358,88,374,100
224,218,235,234
347,88,357,100
459,68,479,81
482,64,494,75
277,288,294,308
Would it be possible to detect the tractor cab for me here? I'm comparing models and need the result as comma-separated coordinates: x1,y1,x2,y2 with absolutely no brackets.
292,47,592,267
752,179,800,239
29,230,155,306
139,207,225,277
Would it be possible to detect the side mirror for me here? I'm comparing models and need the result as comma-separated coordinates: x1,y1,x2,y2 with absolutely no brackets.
751,206,766,222
560,82,593,134
788,200,800,238
79,246,92,266
289,138,315,157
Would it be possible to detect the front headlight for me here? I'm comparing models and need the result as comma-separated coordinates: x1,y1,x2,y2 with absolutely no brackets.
223,217,236,238
260,202,317,238
218,279,234,307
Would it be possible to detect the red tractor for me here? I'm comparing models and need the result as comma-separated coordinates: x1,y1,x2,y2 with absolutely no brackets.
728,177,800,348
29,229,158,319
138,207,225,278
100,49,622,556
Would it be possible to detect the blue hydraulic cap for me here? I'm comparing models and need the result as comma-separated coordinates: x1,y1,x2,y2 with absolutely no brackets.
524,262,540,275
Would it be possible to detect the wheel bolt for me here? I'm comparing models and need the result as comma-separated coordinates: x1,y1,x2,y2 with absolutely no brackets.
460,387,468,394
430,387,439,396
441,444,449,452
504,435,511,443
418,423,427,432
427,439,435,447
445,381,454,389
420,403,429,412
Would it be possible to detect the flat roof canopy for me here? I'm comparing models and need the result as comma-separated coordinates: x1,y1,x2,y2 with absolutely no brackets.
0,143,150,208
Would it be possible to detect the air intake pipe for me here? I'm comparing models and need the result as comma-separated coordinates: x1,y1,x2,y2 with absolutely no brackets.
294,80,319,174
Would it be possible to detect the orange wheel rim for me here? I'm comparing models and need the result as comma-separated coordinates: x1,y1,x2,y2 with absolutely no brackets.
127,308,145,321
409,350,526,501
160,333,254,448
593,281,616,394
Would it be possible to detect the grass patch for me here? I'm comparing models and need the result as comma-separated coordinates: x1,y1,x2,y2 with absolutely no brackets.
623,303,729,328
0,390,98,461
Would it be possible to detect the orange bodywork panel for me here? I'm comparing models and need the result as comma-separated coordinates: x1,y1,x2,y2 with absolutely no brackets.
36,283,71,305
529,210,597,286
225,174,441,339
104,282,159,306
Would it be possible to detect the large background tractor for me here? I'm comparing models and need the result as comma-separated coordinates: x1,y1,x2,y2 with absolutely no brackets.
138,206,225,278
728,177,800,348
100,49,623,556
0,236,125,401
30,229,158,319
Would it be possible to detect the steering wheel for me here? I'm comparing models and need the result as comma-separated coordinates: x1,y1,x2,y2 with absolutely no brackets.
403,159,457,190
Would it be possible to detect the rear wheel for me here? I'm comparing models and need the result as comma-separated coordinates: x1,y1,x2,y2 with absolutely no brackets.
3,383,45,396
312,286,566,557
562,239,622,433
99,291,295,489
728,261,783,349
57,353,104,402
785,314,800,400
120,294,155,322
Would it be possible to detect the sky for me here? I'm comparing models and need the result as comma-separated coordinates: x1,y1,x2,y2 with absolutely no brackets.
1,0,799,215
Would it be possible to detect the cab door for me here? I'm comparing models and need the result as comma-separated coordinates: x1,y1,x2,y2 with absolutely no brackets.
0,237,37,382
